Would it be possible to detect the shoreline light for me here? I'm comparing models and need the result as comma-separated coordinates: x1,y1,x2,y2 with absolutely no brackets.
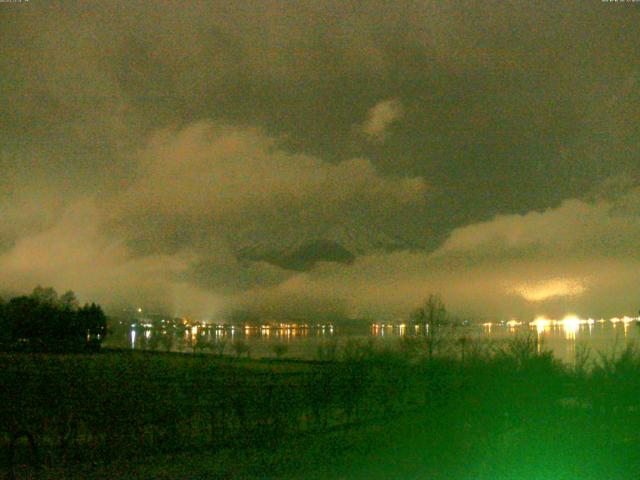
530,316,551,335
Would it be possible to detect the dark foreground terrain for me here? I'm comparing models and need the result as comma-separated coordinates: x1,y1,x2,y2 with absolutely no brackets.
2,337,640,479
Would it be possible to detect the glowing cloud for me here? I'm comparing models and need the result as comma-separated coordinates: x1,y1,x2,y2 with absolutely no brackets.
360,99,404,141
510,278,586,302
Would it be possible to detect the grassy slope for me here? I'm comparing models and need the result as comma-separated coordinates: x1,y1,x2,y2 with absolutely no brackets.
4,342,640,479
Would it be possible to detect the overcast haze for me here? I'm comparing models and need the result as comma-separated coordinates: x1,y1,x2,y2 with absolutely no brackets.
1,0,639,321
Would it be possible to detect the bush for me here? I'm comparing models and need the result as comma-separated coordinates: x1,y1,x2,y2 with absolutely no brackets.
271,343,289,359
232,340,251,358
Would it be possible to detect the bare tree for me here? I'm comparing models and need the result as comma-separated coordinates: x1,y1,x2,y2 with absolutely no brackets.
411,294,447,359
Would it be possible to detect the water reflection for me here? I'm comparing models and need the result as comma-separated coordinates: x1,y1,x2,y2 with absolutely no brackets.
527,315,636,343
531,316,551,336
561,316,580,341
118,322,337,355
107,315,640,364
507,320,522,331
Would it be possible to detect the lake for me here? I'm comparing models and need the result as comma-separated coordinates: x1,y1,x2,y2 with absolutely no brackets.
105,315,640,364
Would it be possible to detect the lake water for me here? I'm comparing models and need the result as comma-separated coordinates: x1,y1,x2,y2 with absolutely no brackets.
105,317,640,364
476,318,640,363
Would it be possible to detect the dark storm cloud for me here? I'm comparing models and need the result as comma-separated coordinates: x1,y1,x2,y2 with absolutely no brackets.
1,1,639,319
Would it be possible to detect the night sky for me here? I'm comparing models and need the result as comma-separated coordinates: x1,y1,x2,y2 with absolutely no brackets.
1,1,639,321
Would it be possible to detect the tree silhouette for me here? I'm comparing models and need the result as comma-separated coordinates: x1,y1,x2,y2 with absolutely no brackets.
77,303,108,348
59,290,80,311
411,294,447,359
31,285,59,305
0,287,107,352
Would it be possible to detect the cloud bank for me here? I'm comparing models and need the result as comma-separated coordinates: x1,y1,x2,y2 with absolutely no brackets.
1,1,639,322
2,173,638,322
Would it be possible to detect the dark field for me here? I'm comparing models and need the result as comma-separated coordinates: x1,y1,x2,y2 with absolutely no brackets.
3,338,640,479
